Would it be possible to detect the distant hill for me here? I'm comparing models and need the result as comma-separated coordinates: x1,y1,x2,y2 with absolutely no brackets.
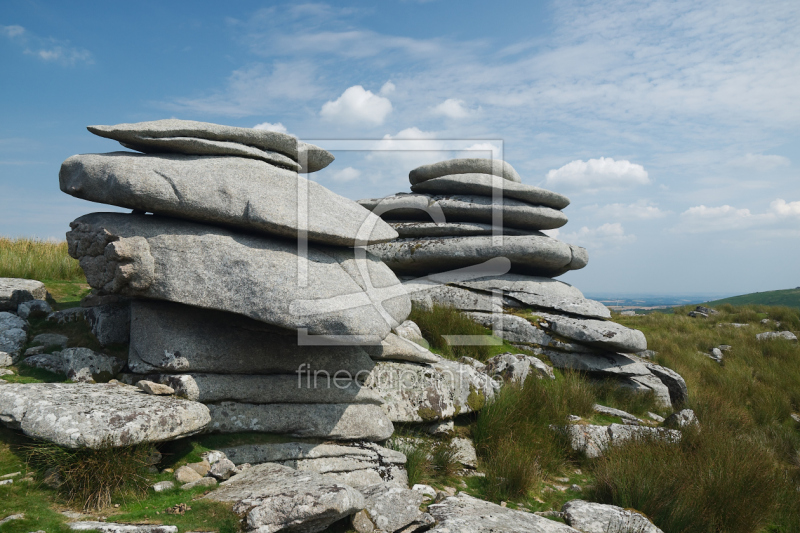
705,287,800,309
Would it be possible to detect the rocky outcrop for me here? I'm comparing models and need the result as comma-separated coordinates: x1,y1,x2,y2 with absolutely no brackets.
356,483,428,532
562,500,663,533
0,382,209,448
0,278,47,311
556,423,682,458
24,347,124,383
409,158,523,184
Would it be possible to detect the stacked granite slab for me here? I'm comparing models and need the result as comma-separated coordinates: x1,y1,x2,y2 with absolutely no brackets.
359,158,686,408
60,119,413,442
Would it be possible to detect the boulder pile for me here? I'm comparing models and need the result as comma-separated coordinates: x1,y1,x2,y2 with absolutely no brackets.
359,158,686,409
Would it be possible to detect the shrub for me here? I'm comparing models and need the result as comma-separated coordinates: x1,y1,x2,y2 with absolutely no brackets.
25,440,155,510
0,237,84,281
409,303,495,361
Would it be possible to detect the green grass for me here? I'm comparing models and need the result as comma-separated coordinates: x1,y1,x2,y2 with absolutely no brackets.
704,288,800,310
409,303,500,361
0,238,85,282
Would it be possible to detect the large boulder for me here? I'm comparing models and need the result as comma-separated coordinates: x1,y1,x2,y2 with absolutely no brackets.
409,158,523,184
87,119,335,173
363,360,500,422
206,402,394,441
204,462,365,533
756,331,798,342
643,362,688,406
367,235,587,277
411,173,570,209
24,347,124,383
428,493,580,532
221,441,408,488
358,194,567,231
485,352,555,383
60,152,396,246
357,483,427,533
67,213,410,340
120,373,384,405
537,313,647,353
0,278,47,311
556,423,681,459
562,500,663,533
0,312,27,365
0,382,210,448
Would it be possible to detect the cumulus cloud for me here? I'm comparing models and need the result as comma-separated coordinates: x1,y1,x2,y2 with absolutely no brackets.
546,157,650,190
253,121,288,134
673,199,800,233
328,166,362,183
1,24,93,66
584,200,669,220
433,98,471,119
729,153,791,170
770,199,800,216
320,85,393,126
379,81,396,96
559,223,636,251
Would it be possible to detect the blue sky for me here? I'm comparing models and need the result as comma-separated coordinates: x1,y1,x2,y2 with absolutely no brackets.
1,0,799,296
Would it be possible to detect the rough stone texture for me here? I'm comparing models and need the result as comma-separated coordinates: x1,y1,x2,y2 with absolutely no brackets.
359,483,427,533
31,333,68,348
389,221,536,238
557,424,681,459
87,119,334,173
453,274,611,319
410,173,570,209
592,404,639,422
409,158,523,185
451,437,478,468
562,500,663,533
61,153,395,246
0,278,47,311
47,307,87,324
643,362,689,406
151,480,175,492
485,352,555,383
206,402,394,441
180,477,217,490
175,465,203,483
367,235,586,277
358,194,567,231
210,458,237,481
664,409,699,429
25,348,124,383
205,462,365,533
466,312,552,346
69,522,177,533
16,300,52,319
221,441,407,488
128,300,376,376
757,331,798,341
363,360,500,422
186,460,211,476
537,312,647,353
364,333,441,364
23,353,66,375
428,493,580,532
412,284,507,313
0,382,210,448
67,213,410,340
393,320,425,344
0,326,26,364
85,302,131,346
136,380,175,395
122,373,384,405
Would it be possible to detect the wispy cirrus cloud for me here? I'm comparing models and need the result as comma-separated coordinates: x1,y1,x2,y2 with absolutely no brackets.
672,199,800,233
1,24,93,66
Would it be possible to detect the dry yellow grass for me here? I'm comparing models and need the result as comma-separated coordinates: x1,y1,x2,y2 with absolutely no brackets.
0,237,84,281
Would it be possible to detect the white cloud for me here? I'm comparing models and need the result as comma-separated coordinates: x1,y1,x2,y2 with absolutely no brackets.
320,85,393,126
729,153,791,170
585,200,669,220
328,166,362,183
770,199,800,216
546,157,650,190
1,24,92,66
675,204,775,233
432,98,471,119
379,81,396,96
253,121,288,134
559,223,636,250
1,25,24,38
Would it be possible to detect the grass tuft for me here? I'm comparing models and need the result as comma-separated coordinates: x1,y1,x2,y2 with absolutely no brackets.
409,303,495,361
0,238,84,281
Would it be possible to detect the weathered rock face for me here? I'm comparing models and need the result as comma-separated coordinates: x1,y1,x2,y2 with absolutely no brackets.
16,299,52,319
120,373,384,405
484,352,555,383
69,522,177,533
562,500,663,533
757,331,798,341
358,483,427,533
453,274,611,319
410,173,571,209
0,313,27,364
0,382,210,448
67,213,410,340
538,312,647,353
205,462,365,533
363,360,500,422
664,409,699,429
367,235,586,277
357,194,567,231
409,158,522,185
363,333,441,364
389,221,536,238
643,362,688,406
428,493,580,532
222,442,407,488
85,302,131,346
87,119,335,173
206,402,394,441
128,300,376,375
24,348,124,383
412,284,507,313
60,153,396,246
556,423,681,459
0,278,47,311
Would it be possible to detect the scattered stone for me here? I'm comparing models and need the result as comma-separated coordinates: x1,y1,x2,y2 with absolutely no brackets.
687,311,707,318
151,481,175,492
175,465,203,484
85,302,131,346
706,348,724,364
555,423,682,458
718,344,732,351
0,369,13,376
0,278,47,311
46,307,87,324
0,514,25,526
409,158,523,184
185,460,210,477
23,346,44,356
485,352,555,384
31,333,68,348
412,484,437,501
424,420,455,436
643,362,689,406
757,331,797,342
567,415,582,422
25,348,124,383
61,510,86,519
428,493,580,532
562,500,662,533
664,409,699,429
0,382,210,448
136,380,174,396
0,314,27,364
202,450,227,465
569,484,582,492
647,412,665,423
0,478,12,485
205,462,365,533
451,437,478,468
536,312,647,353
357,483,427,533
68,522,177,533
61,152,395,246
206,402,393,441
717,322,749,328
592,404,639,422
16,300,52,319
180,477,217,491
209,458,237,481
22,353,64,374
